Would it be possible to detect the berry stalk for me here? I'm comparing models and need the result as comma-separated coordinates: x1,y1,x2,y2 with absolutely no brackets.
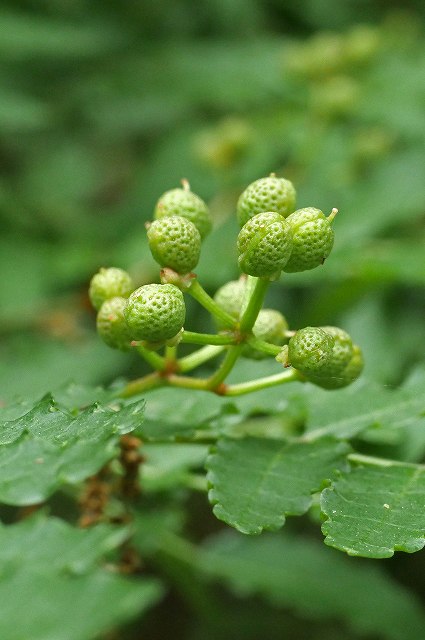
178,345,225,373
187,279,236,329
180,330,236,346
223,368,302,396
239,277,270,333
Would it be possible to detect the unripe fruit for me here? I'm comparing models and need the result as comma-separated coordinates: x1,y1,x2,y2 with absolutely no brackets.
309,343,364,389
124,284,185,343
154,186,212,239
243,309,288,360
147,216,201,274
213,278,247,327
307,326,353,385
288,327,334,375
89,267,133,311
284,207,335,273
237,212,293,278
96,297,133,351
237,175,296,227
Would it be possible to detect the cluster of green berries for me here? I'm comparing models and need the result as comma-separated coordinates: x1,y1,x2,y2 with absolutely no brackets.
281,326,363,389
89,175,363,391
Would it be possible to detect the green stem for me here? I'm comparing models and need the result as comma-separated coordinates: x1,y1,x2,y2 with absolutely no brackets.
182,473,208,492
165,344,178,361
205,345,243,390
223,368,301,396
239,277,270,333
246,336,283,357
188,279,235,329
180,330,236,346
117,372,164,398
178,345,225,373
348,453,424,469
135,345,165,370
167,374,210,391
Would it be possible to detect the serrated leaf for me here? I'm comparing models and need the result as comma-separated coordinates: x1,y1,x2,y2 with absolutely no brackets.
207,437,350,534
321,457,425,558
139,387,224,440
0,516,162,640
0,394,144,505
198,531,425,640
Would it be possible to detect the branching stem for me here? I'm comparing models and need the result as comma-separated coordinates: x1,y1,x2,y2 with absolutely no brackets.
187,279,235,329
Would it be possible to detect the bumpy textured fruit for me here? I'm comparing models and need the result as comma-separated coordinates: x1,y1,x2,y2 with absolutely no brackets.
237,212,293,278
96,297,133,351
213,278,247,327
310,342,364,389
283,208,334,273
147,216,201,274
243,309,288,359
288,326,334,375
154,187,212,239
124,284,185,342
236,175,296,227
89,267,133,311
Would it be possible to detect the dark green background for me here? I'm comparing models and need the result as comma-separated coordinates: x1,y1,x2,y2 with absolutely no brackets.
1,2,425,638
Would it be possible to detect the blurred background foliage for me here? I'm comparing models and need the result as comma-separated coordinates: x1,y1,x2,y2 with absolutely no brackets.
2,1,425,639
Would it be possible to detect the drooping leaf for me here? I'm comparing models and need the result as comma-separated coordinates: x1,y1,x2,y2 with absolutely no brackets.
321,456,425,558
0,516,162,640
0,394,144,505
207,436,350,534
138,387,225,440
198,530,425,640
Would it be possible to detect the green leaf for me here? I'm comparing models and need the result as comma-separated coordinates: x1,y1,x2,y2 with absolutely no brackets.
142,443,209,492
139,387,225,440
199,530,425,640
304,378,425,441
0,394,144,505
0,516,162,640
321,456,425,558
207,436,350,534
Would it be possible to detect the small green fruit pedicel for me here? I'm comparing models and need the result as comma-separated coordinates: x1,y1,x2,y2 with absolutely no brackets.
147,216,201,274
89,267,133,311
237,212,293,278
124,284,185,343
154,184,212,239
237,175,296,227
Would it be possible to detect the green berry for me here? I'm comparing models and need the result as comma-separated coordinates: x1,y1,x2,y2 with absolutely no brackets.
283,207,335,273
89,267,133,311
147,216,201,274
96,297,133,351
213,278,247,327
309,342,364,389
237,212,293,278
124,284,185,342
237,175,296,227
288,326,334,375
307,326,353,385
154,186,212,239
243,309,288,359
